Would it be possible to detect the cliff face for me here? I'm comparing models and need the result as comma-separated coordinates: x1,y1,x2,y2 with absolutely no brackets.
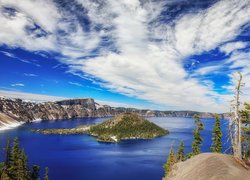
0,97,227,129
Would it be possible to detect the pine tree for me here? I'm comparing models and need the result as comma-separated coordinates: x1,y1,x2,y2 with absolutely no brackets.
240,103,250,163
18,149,29,179
163,147,176,177
0,162,3,175
177,141,185,162
44,167,49,180
8,137,22,179
1,169,10,180
30,165,40,180
0,138,45,180
192,114,204,156
211,114,222,153
4,140,11,168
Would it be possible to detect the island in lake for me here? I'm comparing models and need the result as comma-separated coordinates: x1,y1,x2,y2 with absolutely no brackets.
33,113,169,142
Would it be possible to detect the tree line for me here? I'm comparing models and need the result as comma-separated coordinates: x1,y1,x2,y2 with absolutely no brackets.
0,138,49,180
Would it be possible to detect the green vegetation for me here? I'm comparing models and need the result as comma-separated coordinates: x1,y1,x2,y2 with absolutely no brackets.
0,138,48,180
241,103,250,164
44,167,49,180
89,113,168,142
33,125,91,135
241,103,250,141
163,115,204,178
163,146,176,177
211,114,222,153
163,141,185,177
191,114,204,156
177,141,185,162
32,113,168,143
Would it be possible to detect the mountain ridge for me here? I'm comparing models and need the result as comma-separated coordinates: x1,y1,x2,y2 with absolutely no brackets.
0,97,228,130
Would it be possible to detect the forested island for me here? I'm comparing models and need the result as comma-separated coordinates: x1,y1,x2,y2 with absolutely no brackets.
33,113,168,142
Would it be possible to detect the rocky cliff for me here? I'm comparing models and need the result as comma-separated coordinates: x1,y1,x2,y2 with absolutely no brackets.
0,97,227,129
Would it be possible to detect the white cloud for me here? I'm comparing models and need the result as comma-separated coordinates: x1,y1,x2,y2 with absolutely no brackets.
0,0,101,55
96,100,146,109
227,50,250,101
220,41,248,55
73,0,250,112
0,89,149,109
0,90,66,101
193,65,223,76
24,73,37,77
0,0,250,112
68,82,83,87
11,83,24,87
0,51,16,58
0,50,39,65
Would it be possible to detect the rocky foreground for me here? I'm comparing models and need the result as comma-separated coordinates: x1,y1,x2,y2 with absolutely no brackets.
0,97,227,130
164,153,250,180
33,113,169,143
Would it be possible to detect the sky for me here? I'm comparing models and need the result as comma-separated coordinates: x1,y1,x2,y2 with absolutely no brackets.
0,0,249,113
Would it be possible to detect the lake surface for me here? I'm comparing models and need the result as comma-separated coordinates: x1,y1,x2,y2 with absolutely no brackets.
0,117,230,180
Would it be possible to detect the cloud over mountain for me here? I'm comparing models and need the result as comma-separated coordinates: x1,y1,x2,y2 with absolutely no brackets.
0,0,250,112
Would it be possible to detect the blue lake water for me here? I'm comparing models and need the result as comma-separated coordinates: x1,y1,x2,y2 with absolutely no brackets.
0,117,230,180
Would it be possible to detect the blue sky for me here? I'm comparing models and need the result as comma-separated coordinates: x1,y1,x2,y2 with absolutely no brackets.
0,0,250,112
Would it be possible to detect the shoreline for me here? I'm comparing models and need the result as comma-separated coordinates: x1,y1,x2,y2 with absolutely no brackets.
0,118,44,131
0,121,25,131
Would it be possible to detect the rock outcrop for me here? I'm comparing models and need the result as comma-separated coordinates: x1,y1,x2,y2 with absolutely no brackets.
164,153,250,180
0,97,227,129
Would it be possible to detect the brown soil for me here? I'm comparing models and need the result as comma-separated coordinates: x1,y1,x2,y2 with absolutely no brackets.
165,153,250,180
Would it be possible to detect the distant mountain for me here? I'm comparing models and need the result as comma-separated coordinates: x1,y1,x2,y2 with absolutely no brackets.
0,97,228,129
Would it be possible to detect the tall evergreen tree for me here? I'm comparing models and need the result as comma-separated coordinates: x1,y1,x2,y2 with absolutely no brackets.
4,140,11,168
211,114,222,153
240,103,250,163
163,147,176,177
0,138,45,180
0,162,3,175
8,137,22,179
177,141,185,162
192,114,204,156
30,165,40,180
18,149,29,179
44,167,49,180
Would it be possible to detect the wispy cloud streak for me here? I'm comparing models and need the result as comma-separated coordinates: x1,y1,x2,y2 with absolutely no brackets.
0,0,249,112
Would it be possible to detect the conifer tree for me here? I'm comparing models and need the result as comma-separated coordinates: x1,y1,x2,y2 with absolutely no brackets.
4,140,11,168
211,114,222,153
163,147,176,177
240,103,250,163
192,114,204,156
8,137,21,179
177,141,185,162
18,149,29,179
44,167,49,180
0,138,45,180
30,165,40,180
0,162,3,175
